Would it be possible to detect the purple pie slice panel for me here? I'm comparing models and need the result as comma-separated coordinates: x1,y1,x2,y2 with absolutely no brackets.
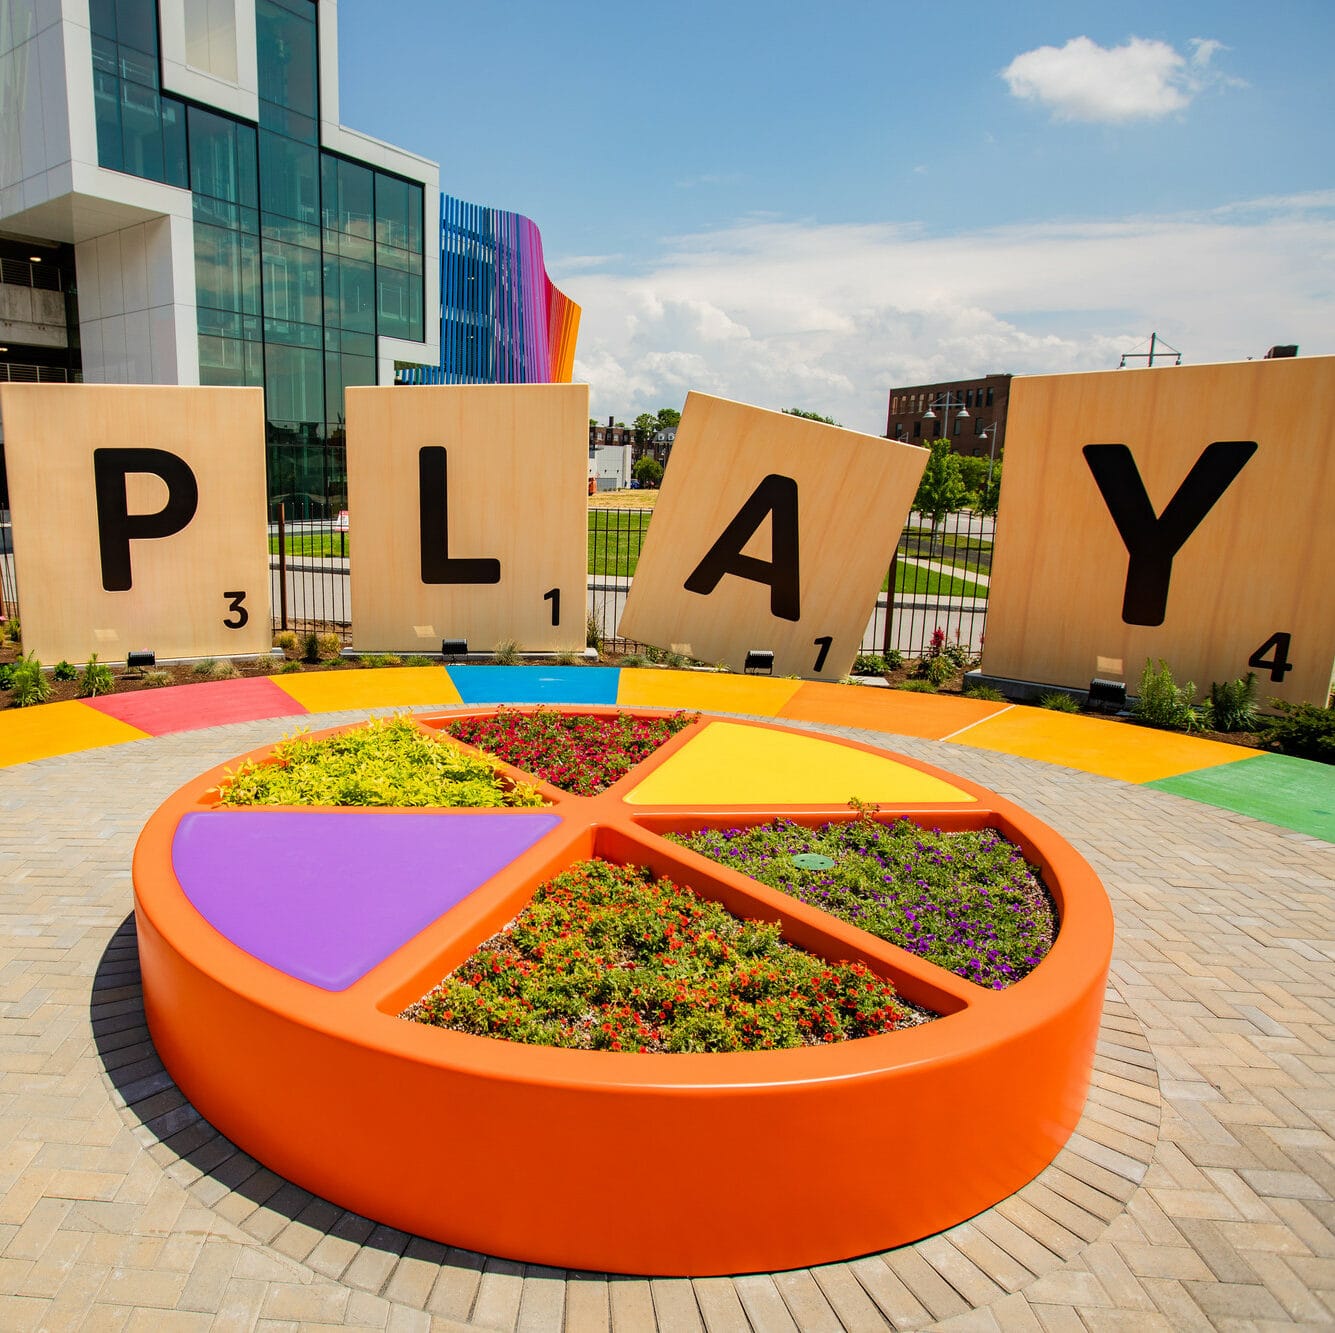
172,811,560,990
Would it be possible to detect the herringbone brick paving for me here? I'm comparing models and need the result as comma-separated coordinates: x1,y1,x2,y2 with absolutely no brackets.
0,707,1331,1330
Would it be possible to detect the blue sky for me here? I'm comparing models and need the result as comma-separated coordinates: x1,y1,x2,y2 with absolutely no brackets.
337,1,1335,432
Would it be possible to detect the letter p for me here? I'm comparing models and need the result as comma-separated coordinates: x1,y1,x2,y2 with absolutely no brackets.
94,448,199,591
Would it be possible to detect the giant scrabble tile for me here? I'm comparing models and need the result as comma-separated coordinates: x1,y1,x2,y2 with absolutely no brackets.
0,384,270,664
982,358,1335,707
345,384,589,654
618,394,926,679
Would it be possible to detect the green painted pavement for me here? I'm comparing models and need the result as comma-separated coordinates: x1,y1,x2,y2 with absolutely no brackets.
1149,753,1335,842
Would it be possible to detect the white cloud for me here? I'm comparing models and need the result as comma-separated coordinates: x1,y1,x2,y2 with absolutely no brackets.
557,197,1334,434
1001,35,1231,123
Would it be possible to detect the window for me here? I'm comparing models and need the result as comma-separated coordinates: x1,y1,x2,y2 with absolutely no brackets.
913,421,921,438
259,131,319,225
986,387,994,406
91,0,189,188
190,109,259,209
256,0,318,142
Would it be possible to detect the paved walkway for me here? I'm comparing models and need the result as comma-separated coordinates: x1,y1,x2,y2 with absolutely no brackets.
1,673,1332,1329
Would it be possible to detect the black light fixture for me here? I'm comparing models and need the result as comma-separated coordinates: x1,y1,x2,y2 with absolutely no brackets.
744,649,774,675
441,638,468,661
125,650,156,678
1087,677,1126,712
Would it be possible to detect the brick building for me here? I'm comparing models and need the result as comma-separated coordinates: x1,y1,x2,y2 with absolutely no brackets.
886,373,1011,460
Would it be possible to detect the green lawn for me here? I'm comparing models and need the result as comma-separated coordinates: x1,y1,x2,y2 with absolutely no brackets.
901,528,994,577
270,532,350,558
884,563,987,598
587,509,651,578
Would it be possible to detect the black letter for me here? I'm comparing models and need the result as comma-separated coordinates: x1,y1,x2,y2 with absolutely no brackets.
1083,441,1256,626
94,448,199,592
418,447,500,585
684,474,800,621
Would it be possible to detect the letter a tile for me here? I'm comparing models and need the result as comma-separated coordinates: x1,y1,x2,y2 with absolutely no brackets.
619,394,926,678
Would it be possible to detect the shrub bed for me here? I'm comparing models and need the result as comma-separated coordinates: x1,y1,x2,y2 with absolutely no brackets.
443,707,697,795
218,716,544,808
667,810,1056,990
405,858,927,1052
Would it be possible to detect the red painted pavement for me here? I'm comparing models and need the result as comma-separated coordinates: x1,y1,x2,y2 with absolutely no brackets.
86,677,307,736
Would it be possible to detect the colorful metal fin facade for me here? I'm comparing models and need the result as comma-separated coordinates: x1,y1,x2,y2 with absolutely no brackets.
398,195,580,386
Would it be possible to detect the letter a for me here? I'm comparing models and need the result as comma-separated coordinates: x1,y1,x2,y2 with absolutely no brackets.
1083,440,1256,626
684,474,800,621
418,446,501,585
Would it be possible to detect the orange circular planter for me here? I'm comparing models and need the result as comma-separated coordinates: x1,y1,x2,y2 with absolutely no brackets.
132,710,1113,1276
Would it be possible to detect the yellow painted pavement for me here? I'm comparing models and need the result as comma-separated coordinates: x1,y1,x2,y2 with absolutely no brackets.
270,666,462,713
616,667,802,715
955,706,1259,784
624,719,973,806
0,700,149,767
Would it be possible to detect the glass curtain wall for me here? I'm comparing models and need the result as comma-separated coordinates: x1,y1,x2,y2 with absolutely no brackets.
87,0,426,517
91,0,188,186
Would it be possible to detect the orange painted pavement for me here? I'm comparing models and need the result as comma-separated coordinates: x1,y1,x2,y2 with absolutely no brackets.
0,699,148,767
779,681,1011,737
616,667,802,715
955,705,1260,784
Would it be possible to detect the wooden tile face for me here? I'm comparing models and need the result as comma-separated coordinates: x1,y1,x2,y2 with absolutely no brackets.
982,358,1335,706
0,384,270,663
618,393,926,679
345,384,589,653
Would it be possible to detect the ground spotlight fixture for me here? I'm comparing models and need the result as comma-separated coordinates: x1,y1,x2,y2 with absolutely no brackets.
441,638,468,661
1087,677,1126,712
744,650,774,676
126,650,156,669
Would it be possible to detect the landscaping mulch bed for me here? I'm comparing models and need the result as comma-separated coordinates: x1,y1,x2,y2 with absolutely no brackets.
668,812,1057,990
404,858,933,1053
442,706,697,795
217,716,545,809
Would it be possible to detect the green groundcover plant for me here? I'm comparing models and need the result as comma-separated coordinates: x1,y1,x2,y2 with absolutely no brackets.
218,716,544,808
444,706,697,795
667,808,1056,990
406,859,924,1052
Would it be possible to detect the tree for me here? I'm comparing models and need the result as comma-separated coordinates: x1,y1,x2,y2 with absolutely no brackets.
656,407,681,430
782,407,841,426
913,439,966,549
633,412,658,445
954,455,989,508
633,456,663,489
979,459,1002,518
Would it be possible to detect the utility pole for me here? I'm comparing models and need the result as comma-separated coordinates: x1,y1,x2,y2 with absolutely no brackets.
1119,332,1182,368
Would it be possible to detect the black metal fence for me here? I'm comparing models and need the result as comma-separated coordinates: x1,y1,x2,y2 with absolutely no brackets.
587,505,993,663
1,504,993,665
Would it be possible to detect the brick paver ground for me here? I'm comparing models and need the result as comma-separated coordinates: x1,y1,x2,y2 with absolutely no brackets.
1,707,1331,1330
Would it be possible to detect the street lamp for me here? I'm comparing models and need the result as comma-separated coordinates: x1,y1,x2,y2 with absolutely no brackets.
981,421,1002,488
921,391,969,442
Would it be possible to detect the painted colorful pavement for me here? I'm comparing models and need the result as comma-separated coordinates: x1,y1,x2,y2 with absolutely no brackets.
2,666,1330,841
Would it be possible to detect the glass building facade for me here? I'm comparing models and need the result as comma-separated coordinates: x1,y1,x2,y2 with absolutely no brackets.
88,0,425,517
398,195,578,388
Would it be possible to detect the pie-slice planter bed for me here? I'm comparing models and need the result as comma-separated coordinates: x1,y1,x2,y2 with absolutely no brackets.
132,709,1114,1276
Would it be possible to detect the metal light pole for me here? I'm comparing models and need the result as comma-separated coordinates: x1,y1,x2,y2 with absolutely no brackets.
921,391,969,442
982,422,1001,488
